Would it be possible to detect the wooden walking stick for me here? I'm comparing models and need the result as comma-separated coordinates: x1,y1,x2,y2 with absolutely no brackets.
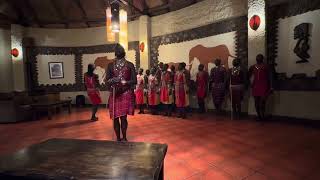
230,81,234,120
112,85,115,141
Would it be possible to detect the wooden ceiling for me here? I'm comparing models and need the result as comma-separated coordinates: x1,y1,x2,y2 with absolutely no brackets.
0,0,289,29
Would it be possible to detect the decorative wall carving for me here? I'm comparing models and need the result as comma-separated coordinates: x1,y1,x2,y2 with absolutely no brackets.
267,0,320,91
27,42,140,92
150,16,248,69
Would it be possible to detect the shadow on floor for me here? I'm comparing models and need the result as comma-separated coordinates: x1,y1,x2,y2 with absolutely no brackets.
47,119,93,129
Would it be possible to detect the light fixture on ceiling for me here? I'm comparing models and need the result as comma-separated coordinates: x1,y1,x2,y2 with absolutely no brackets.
111,1,120,33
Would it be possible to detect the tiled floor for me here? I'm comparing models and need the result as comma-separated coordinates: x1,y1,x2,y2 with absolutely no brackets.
1,108,320,180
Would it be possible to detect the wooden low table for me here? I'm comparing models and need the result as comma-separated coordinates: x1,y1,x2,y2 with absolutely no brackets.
31,100,72,120
0,138,168,180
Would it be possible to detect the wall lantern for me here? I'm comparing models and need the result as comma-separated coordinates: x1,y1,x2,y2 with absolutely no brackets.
249,15,261,31
11,48,19,57
139,42,145,52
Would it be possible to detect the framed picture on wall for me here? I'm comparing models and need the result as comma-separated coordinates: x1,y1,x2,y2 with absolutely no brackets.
48,62,64,79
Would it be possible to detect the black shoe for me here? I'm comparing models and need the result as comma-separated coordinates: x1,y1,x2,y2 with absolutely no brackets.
91,117,98,121
121,138,128,142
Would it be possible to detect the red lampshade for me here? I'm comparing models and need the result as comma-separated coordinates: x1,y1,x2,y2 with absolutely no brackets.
11,48,19,57
249,15,261,31
139,42,145,52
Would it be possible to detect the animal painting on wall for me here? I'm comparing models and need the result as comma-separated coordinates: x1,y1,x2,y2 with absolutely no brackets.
189,44,235,70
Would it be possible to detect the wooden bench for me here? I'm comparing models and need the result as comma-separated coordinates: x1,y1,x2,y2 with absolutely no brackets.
31,100,72,120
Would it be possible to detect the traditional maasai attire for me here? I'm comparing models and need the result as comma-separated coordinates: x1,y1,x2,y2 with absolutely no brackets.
229,67,245,104
249,63,270,97
174,71,187,108
84,73,102,105
135,74,144,105
160,71,174,104
196,71,209,112
183,69,191,106
148,74,159,106
106,60,136,119
210,66,227,106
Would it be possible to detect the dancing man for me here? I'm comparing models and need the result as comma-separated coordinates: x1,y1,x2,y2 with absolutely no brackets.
148,67,159,115
84,64,102,121
144,69,150,110
106,44,137,142
160,64,174,116
228,58,246,118
135,68,145,114
175,63,188,118
249,54,272,121
210,59,227,113
196,64,209,113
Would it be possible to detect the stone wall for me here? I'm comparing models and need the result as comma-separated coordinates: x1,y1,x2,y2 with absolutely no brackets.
151,0,247,37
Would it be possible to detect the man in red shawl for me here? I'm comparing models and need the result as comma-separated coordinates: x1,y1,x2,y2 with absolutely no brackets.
196,64,209,113
144,69,150,110
135,68,145,114
148,67,159,115
175,63,188,118
160,64,174,116
84,64,102,121
228,58,246,118
210,59,227,113
106,44,137,142
249,54,272,121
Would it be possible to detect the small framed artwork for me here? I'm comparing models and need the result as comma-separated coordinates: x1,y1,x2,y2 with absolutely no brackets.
48,62,64,79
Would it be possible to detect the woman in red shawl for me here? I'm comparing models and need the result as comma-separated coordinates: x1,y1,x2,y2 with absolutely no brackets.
160,64,174,116
210,59,227,113
196,64,209,113
106,44,137,141
249,54,272,121
175,63,188,119
228,58,246,118
135,68,145,114
84,64,101,121
148,68,159,115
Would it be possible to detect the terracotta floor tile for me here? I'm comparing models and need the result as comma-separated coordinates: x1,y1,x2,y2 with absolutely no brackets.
216,159,256,180
0,108,318,180
202,167,233,180
236,155,265,171
258,164,302,180
244,172,269,180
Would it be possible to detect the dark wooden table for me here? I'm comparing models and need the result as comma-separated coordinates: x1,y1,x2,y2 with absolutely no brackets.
31,100,72,120
0,138,168,180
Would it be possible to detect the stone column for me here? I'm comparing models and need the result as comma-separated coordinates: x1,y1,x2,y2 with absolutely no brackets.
0,27,13,92
248,0,266,114
139,15,151,70
11,24,26,91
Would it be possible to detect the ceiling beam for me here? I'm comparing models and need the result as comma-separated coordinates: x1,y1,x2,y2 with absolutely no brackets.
148,3,170,14
6,0,29,26
120,0,149,16
73,0,90,27
50,0,69,28
24,0,43,27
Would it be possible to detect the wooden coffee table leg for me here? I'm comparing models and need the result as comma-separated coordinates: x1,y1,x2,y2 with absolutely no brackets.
48,107,52,120
68,103,71,114
158,163,164,180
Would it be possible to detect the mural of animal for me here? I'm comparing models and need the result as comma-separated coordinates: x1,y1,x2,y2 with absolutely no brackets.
94,56,114,82
189,44,236,70
94,56,114,70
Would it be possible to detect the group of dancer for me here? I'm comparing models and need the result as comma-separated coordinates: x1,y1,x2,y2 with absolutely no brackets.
134,54,272,121
83,44,272,141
